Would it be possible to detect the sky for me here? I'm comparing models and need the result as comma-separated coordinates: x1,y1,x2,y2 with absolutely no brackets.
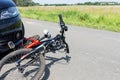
33,0,120,4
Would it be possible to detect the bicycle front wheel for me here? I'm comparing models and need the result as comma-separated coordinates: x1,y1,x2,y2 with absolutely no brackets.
0,49,45,80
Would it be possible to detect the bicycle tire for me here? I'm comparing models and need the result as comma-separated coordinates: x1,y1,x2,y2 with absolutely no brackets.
0,49,45,80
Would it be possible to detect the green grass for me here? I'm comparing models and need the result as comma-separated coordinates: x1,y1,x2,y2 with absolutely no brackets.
18,6,120,32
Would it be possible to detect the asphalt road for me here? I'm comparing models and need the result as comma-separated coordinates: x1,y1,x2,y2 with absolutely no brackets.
22,18,120,80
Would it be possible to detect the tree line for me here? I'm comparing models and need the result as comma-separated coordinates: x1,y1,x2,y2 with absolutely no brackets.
13,0,120,6
44,2,120,6
13,0,39,6
77,2,120,5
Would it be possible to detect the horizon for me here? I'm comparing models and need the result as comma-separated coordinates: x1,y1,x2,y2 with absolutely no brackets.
33,0,120,4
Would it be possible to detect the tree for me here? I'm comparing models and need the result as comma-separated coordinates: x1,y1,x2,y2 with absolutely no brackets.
14,0,39,6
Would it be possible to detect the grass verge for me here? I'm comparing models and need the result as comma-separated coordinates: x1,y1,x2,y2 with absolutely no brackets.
19,6,120,32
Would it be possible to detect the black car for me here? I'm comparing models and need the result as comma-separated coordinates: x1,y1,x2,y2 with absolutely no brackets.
0,0,24,54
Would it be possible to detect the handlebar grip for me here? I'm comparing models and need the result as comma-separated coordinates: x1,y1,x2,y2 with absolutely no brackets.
65,42,69,53
58,14,63,22
58,14,65,26
66,47,69,53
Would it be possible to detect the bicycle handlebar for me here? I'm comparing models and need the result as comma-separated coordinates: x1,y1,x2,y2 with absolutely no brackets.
58,14,68,37
39,14,69,53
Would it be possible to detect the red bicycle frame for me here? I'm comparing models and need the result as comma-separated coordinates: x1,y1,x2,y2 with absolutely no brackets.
24,38,41,48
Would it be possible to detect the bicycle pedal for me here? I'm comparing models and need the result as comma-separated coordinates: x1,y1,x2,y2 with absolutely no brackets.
8,41,15,49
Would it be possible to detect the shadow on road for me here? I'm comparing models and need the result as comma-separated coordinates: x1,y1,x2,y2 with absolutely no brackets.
0,54,71,80
42,55,71,80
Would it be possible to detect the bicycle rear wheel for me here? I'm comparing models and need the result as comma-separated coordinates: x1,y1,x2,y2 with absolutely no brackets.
0,49,45,80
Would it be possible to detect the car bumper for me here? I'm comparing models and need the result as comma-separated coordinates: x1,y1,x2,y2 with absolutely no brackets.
0,15,23,54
